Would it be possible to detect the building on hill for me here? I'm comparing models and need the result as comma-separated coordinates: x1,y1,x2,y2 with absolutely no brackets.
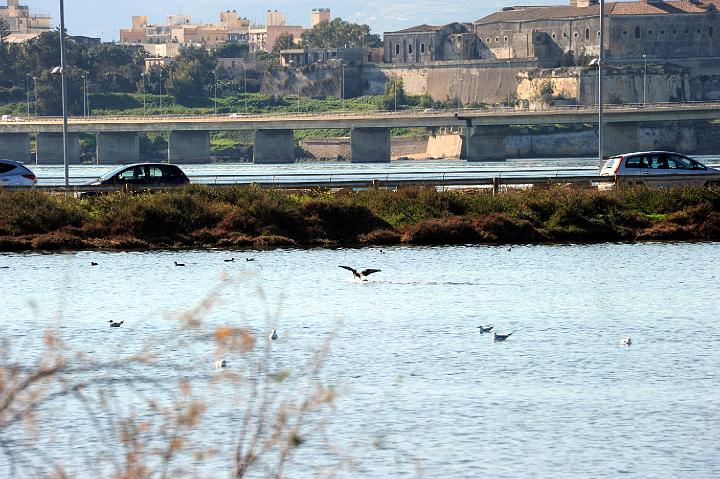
311,8,331,27
384,0,720,68
0,0,51,34
383,22,478,64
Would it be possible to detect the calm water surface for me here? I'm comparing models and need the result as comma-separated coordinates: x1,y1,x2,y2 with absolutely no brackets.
2,243,719,478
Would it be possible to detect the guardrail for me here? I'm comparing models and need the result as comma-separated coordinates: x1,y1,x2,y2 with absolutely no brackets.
10,173,720,195
5,100,720,124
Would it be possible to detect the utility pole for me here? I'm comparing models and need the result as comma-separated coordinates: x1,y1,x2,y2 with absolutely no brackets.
642,54,647,106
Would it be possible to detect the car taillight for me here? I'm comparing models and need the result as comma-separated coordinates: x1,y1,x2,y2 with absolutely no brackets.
22,174,36,182
613,157,623,174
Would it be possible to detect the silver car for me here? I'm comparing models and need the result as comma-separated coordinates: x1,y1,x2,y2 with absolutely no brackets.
600,151,720,187
0,159,37,187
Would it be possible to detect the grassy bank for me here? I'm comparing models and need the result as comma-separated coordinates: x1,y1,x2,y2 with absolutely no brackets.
1,186,719,251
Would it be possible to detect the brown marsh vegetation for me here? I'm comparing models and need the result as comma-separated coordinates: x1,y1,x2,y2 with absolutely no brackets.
0,185,719,251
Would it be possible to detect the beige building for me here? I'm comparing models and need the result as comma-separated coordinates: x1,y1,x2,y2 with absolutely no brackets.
266,9,286,26
0,0,51,34
311,8,331,27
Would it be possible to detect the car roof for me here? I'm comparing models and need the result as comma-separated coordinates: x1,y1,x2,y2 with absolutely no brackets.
610,151,688,158
0,159,26,166
100,162,183,176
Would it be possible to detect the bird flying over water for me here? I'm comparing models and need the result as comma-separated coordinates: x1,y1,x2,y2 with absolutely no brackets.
493,331,514,342
339,265,381,281
108,320,124,328
477,325,494,334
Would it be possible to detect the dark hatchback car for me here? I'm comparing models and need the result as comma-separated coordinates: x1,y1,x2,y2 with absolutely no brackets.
89,163,190,187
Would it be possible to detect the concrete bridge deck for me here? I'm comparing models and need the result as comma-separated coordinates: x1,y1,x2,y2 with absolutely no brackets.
1,103,719,164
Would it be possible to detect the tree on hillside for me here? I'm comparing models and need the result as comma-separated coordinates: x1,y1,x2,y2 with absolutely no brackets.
300,18,382,49
165,46,218,101
0,18,10,43
34,67,84,115
383,75,405,110
272,32,295,53
82,43,144,93
214,41,249,59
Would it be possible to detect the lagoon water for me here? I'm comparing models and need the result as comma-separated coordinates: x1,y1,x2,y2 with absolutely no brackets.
2,243,720,478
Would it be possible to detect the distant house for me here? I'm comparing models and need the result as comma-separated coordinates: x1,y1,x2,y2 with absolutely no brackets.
279,48,371,67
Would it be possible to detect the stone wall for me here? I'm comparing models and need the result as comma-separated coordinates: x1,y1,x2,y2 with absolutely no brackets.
299,136,427,160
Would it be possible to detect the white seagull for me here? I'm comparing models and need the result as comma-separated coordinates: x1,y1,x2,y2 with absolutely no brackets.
339,265,381,281
215,359,229,368
619,337,632,346
477,325,494,334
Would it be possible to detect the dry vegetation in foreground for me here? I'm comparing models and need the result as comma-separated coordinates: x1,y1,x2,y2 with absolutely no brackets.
0,281,341,478
0,185,719,251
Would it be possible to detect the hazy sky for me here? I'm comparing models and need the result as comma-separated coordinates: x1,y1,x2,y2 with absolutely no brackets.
24,0,557,40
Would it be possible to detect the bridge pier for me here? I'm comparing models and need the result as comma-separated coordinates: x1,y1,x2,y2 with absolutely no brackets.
168,131,210,164
463,126,509,161
350,127,390,163
36,133,81,165
604,122,640,157
0,133,31,163
96,132,140,164
253,129,295,164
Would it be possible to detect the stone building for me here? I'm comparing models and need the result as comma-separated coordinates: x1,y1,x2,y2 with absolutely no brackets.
0,0,51,35
383,22,478,63
385,0,720,66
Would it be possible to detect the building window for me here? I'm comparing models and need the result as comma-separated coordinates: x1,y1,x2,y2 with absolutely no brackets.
585,27,590,40
635,26,641,39
623,30,628,36
495,37,499,42
552,33,556,39
420,43,425,53
395,44,400,55
486,38,491,42
574,32,578,38
563,32,568,38
408,44,412,54
660,30,665,35
504,36,508,42
648,30,653,35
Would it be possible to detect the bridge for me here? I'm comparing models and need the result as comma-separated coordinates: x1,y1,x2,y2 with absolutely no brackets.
1,102,719,164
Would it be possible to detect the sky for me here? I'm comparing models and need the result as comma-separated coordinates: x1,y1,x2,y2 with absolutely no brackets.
23,0,557,41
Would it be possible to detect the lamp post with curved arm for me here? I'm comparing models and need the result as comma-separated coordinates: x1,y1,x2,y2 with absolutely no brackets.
59,0,69,187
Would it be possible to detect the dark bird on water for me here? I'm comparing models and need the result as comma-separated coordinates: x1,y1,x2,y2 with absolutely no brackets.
246,258,255,262
108,320,124,328
174,261,185,267
477,325,494,334
493,331,514,342
0,266,9,269
339,265,381,281
224,258,235,263
91,262,98,266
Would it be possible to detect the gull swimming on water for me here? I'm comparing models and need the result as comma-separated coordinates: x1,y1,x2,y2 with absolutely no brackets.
269,329,278,340
493,331,514,342
215,359,229,368
224,258,235,263
108,320,124,328
619,337,632,346
339,265,381,281
174,261,185,267
477,325,494,334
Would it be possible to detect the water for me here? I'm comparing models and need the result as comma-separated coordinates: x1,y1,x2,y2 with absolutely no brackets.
30,155,720,186
2,243,720,478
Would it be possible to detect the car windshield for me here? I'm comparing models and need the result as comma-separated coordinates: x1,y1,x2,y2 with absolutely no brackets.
98,165,133,181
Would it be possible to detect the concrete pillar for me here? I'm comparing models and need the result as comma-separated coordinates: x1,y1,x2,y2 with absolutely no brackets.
168,130,211,164
96,132,140,165
462,126,509,161
0,133,31,163
350,127,391,163
604,122,639,158
36,132,81,165
253,129,295,164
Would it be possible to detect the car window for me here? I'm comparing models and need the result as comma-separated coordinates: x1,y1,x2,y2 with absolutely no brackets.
161,165,184,178
149,167,163,178
646,155,668,169
624,156,643,168
603,159,615,170
118,167,146,180
667,155,694,169
0,163,16,174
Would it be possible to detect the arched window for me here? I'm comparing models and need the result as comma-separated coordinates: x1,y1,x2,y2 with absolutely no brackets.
585,27,590,40
635,26,641,39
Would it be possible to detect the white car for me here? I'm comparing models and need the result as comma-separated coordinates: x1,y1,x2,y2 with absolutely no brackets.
0,159,38,186
599,151,720,187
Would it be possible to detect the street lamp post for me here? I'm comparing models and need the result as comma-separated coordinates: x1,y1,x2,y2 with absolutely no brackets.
32,76,37,115
598,0,605,166
214,76,218,115
642,54,647,106
25,74,31,116
81,74,87,116
506,60,512,108
158,69,163,115
341,63,346,111
241,62,247,114
141,73,146,116
59,0,70,188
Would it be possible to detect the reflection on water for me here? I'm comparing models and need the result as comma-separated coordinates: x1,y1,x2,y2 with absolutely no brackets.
2,242,720,478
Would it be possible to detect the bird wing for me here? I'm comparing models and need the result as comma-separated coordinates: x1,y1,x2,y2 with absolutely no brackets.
361,269,381,276
339,265,358,275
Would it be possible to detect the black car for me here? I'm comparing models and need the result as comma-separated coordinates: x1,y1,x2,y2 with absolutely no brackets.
89,163,190,187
